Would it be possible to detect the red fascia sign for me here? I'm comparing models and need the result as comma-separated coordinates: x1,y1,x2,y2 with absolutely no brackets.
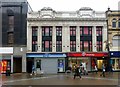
67,52,108,57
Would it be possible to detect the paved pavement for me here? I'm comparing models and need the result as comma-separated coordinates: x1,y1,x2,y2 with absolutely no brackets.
0,72,119,86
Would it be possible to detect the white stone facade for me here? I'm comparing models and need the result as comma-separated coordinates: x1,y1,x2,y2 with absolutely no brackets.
27,7,108,53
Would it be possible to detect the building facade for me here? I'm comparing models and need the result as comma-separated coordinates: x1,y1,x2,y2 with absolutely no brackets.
27,7,108,74
106,9,120,71
0,0,28,73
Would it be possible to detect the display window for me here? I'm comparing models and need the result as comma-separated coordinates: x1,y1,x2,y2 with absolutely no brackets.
0,60,11,73
111,58,120,70
58,59,64,72
68,57,89,71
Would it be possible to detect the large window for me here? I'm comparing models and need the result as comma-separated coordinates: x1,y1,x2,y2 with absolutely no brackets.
96,27,102,36
80,26,92,51
70,26,76,36
32,26,38,52
56,26,62,52
8,16,14,31
32,27,38,36
97,41,102,51
80,41,92,51
70,41,76,51
56,41,62,52
42,41,52,52
112,18,116,28
56,26,62,36
96,26,102,51
42,27,52,36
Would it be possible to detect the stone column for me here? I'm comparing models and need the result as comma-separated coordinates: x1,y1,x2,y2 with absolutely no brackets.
11,55,13,73
76,26,80,52
92,26,97,52
52,26,56,52
102,25,107,52
37,26,42,52
27,26,32,52
22,54,26,72
62,26,70,52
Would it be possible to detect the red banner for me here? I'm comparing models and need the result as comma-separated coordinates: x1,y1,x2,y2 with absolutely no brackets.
67,52,108,57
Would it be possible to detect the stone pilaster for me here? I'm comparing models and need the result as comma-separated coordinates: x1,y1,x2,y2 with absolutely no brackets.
102,25,107,52
37,26,42,52
92,26,97,52
52,26,56,52
76,26,80,52
27,26,32,52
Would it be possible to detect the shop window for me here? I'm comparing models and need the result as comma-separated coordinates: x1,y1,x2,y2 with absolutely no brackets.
111,59,120,70
36,60,41,70
58,59,64,72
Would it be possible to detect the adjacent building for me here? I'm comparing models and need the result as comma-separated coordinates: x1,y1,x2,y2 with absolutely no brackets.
106,8,120,71
27,7,109,74
0,0,28,73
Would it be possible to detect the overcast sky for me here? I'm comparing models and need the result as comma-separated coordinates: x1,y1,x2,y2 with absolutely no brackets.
28,0,120,11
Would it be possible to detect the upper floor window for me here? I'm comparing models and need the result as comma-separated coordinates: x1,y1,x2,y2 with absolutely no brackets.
42,27,52,36
70,26,76,36
70,41,76,52
32,26,38,36
8,16,14,31
118,19,120,28
42,41,52,52
112,18,116,28
97,41,102,51
56,26,62,36
96,27,102,36
80,26,92,35
56,41,62,52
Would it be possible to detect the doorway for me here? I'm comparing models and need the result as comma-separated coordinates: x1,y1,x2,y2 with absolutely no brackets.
13,57,22,73
27,58,34,73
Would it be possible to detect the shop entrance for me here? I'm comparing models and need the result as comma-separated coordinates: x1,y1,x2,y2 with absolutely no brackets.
97,59,107,71
13,57,22,73
27,58,34,73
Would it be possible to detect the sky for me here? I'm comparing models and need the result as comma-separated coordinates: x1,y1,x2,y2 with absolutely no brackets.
27,0,120,11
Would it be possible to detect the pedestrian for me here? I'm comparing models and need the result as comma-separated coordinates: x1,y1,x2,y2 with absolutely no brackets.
100,63,105,77
94,65,98,74
31,65,35,75
74,66,81,79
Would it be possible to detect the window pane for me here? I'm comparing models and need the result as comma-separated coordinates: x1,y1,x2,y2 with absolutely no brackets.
84,27,88,35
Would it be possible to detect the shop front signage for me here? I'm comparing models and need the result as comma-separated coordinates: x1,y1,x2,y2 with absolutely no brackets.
110,51,120,57
26,53,66,58
68,52,108,57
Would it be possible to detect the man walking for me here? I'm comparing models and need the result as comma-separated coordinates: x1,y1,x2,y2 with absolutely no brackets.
74,66,81,79
100,63,105,77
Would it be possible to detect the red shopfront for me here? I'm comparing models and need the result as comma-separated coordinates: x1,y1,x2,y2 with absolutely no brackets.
67,52,108,71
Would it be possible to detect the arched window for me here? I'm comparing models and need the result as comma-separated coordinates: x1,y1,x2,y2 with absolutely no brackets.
112,18,116,28
118,19,120,28
112,35,120,47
